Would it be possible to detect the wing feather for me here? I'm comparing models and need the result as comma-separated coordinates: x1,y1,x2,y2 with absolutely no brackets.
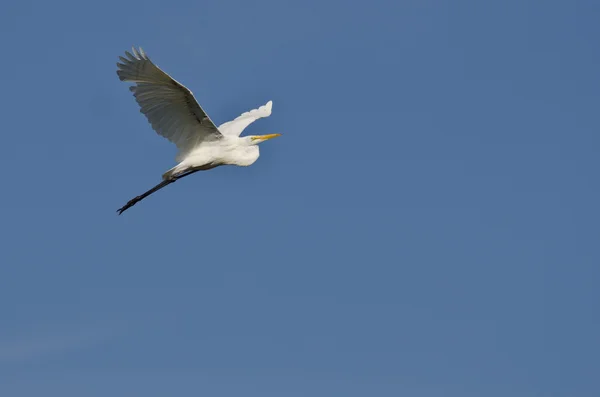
218,100,273,137
116,47,222,157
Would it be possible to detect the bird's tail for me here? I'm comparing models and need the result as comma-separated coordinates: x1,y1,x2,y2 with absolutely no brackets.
117,179,175,215
162,166,179,181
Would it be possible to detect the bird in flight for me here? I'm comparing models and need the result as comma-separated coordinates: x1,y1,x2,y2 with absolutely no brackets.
115,47,281,215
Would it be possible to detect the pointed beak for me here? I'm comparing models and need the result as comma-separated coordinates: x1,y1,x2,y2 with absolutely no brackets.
253,133,281,142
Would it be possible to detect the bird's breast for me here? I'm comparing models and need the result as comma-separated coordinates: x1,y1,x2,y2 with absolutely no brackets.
226,145,259,166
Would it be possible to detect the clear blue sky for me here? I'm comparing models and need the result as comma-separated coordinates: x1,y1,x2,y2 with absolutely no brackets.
0,0,598,396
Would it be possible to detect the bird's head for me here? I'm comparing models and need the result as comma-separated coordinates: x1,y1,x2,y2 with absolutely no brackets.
245,133,281,145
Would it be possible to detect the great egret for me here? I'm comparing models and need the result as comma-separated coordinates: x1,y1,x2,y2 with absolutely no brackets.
115,47,280,215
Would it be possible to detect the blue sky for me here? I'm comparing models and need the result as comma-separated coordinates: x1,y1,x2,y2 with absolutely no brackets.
0,0,598,396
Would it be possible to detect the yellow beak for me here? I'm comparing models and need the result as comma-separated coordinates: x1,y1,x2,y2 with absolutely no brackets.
252,133,281,142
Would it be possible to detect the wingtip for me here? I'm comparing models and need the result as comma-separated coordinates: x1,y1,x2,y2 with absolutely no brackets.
122,46,148,61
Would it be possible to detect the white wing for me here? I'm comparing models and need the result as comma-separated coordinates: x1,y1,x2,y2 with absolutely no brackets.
116,47,222,158
218,100,273,137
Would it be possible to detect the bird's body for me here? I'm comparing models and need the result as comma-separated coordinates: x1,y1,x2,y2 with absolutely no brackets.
164,136,259,179
115,47,280,214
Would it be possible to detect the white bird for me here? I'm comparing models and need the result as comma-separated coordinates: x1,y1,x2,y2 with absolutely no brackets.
115,47,281,215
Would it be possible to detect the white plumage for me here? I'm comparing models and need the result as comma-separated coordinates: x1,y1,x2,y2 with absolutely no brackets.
218,100,273,137
116,47,281,215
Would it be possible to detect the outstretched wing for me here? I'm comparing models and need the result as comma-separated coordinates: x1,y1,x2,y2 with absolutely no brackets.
116,47,222,157
218,100,273,137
